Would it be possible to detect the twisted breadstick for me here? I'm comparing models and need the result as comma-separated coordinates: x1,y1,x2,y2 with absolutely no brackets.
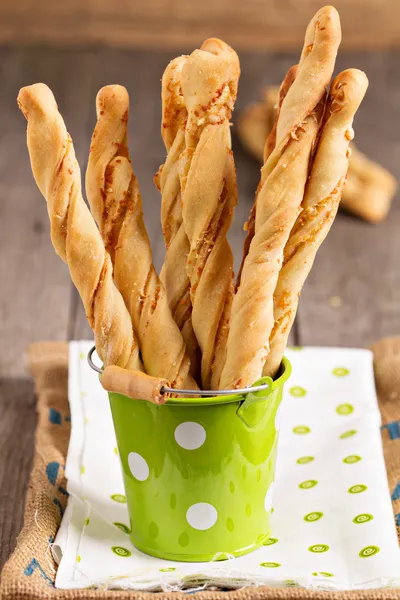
239,88,396,225
86,85,198,390
17,84,141,370
155,56,201,380
264,69,368,377
158,56,187,243
220,6,341,389
236,65,298,290
179,38,240,389
238,5,341,291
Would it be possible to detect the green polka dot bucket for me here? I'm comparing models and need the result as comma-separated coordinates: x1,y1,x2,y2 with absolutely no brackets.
100,356,291,562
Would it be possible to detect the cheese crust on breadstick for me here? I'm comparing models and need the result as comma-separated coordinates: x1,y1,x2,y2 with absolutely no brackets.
236,65,298,291
220,7,341,389
158,56,188,244
86,85,198,390
238,88,396,225
221,102,325,389
264,69,369,378
237,6,341,291
18,83,141,370
155,56,201,380
179,38,240,389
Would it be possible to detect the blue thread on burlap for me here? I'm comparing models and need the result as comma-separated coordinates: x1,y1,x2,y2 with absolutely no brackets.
45,462,59,485
381,421,400,440
391,482,400,502
48,408,62,425
24,558,53,585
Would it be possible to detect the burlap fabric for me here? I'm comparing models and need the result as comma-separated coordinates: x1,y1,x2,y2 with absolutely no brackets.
1,339,399,600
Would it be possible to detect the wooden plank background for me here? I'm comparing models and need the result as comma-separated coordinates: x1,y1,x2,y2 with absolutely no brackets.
1,0,400,50
0,44,399,568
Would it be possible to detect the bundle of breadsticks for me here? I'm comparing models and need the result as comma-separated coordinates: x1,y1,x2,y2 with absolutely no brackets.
238,85,396,224
18,5,368,395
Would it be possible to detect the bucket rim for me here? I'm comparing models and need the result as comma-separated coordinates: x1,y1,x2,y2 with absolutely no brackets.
163,356,292,406
98,353,292,406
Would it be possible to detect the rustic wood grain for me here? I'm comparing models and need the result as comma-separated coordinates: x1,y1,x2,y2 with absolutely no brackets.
0,184,71,379
0,47,98,374
0,0,400,50
0,46,97,186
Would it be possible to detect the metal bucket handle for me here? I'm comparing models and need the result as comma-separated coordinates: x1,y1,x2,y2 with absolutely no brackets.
88,346,279,427
87,345,274,397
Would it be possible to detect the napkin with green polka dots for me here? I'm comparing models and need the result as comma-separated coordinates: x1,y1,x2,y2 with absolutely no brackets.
53,342,400,591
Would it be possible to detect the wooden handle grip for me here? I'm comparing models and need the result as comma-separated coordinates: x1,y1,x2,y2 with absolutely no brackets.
101,366,170,404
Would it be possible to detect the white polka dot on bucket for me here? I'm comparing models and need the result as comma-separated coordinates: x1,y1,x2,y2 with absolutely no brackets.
128,452,149,481
265,481,276,512
174,422,206,450
186,503,217,530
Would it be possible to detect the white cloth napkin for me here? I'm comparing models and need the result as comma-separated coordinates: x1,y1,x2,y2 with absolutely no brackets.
53,341,400,591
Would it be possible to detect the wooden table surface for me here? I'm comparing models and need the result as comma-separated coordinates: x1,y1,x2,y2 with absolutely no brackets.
0,45,399,571
3,0,400,50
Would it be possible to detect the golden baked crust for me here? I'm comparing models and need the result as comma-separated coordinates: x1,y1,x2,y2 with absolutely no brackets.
264,69,369,377
86,85,198,390
156,56,201,381
221,6,341,389
18,13,371,392
238,52,396,225
236,65,298,290
179,38,240,389
18,83,141,370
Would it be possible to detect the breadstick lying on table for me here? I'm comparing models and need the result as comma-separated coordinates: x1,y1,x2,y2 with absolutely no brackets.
340,148,397,223
237,100,271,165
179,38,240,390
220,6,341,389
236,86,279,162
18,83,141,371
264,69,369,378
86,85,198,390
154,56,201,381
